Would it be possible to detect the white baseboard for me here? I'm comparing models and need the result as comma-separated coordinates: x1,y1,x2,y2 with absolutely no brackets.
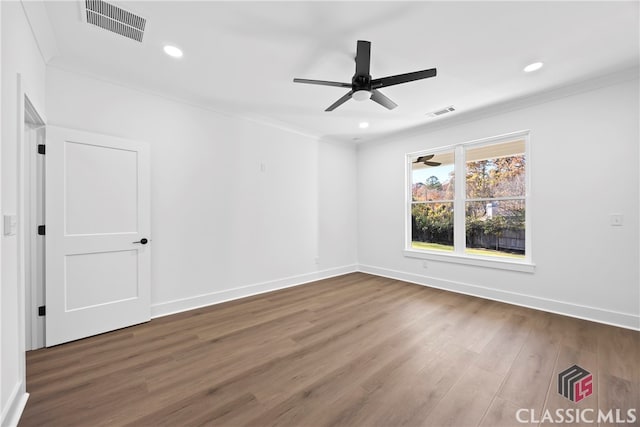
151,265,358,318
149,262,638,331
1,381,29,427
358,264,640,331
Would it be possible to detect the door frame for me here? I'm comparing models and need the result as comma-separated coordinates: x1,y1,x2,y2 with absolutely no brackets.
18,74,47,352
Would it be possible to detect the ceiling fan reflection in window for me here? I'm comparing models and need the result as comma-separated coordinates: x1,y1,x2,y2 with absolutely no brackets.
293,40,437,111
414,154,441,167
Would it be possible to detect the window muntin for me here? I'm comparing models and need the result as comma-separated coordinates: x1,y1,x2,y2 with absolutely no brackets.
407,132,530,263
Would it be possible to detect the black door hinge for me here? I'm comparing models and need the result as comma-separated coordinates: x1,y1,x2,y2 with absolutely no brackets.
38,306,46,316
38,225,45,236
38,144,46,155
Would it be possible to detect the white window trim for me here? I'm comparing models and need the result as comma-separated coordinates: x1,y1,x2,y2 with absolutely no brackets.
405,130,535,273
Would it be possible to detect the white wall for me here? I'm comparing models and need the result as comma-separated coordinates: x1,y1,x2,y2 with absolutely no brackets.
0,0,4,419
319,139,358,268
45,66,358,317
1,1,47,424
357,76,640,330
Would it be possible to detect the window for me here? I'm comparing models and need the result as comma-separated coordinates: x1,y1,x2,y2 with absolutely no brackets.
406,131,532,271
410,149,455,252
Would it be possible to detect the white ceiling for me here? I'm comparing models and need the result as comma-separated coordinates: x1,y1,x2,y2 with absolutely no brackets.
43,1,639,143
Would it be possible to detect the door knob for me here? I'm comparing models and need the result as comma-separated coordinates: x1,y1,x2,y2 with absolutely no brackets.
133,238,149,245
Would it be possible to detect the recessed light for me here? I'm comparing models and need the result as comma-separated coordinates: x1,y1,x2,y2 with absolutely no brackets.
523,62,543,73
163,45,183,58
359,122,369,129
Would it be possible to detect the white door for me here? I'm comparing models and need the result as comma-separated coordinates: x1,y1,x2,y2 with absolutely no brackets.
45,126,151,346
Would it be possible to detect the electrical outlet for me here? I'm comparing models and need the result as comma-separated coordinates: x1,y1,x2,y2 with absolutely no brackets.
610,214,623,227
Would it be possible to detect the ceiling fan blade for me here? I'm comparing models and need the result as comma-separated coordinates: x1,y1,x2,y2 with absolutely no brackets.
355,40,371,76
416,155,435,163
370,89,397,110
372,68,437,89
424,161,441,166
325,91,354,111
293,78,352,88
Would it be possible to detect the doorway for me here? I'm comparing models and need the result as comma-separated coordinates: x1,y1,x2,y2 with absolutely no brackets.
21,93,46,351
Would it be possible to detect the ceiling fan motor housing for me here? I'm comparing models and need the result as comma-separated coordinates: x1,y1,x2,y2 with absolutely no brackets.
353,74,372,91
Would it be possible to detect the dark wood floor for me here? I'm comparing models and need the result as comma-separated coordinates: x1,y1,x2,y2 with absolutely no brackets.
20,273,639,426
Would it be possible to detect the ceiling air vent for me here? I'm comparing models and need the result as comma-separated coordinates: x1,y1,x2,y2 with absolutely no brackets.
85,0,146,42
427,106,456,118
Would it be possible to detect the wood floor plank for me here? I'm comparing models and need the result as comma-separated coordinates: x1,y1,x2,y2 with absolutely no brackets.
598,374,639,427
421,365,505,427
19,273,639,427
241,321,436,426
472,313,532,375
375,346,477,426
322,323,476,426
597,325,639,382
496,320,561,410
479,396,526,427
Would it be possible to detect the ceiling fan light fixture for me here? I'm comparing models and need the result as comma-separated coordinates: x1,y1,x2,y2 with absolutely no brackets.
523,62,543,73
359,121,370,129
352,90,372,101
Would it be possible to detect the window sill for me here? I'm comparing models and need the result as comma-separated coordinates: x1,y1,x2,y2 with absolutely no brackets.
403,249,535,273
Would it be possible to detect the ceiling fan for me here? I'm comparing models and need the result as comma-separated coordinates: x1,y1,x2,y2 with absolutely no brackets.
414,155,441,167
293,40,437,112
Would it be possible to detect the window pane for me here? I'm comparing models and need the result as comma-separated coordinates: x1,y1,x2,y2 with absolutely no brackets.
411,151,455,202
411,202,454,252
466,140,525,199
465,200,525,258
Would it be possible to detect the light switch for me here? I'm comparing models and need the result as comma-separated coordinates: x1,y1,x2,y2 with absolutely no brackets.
610,214,623,227
3,214,17,236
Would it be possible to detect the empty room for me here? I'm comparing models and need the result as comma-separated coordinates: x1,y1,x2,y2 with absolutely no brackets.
1,1,639,426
